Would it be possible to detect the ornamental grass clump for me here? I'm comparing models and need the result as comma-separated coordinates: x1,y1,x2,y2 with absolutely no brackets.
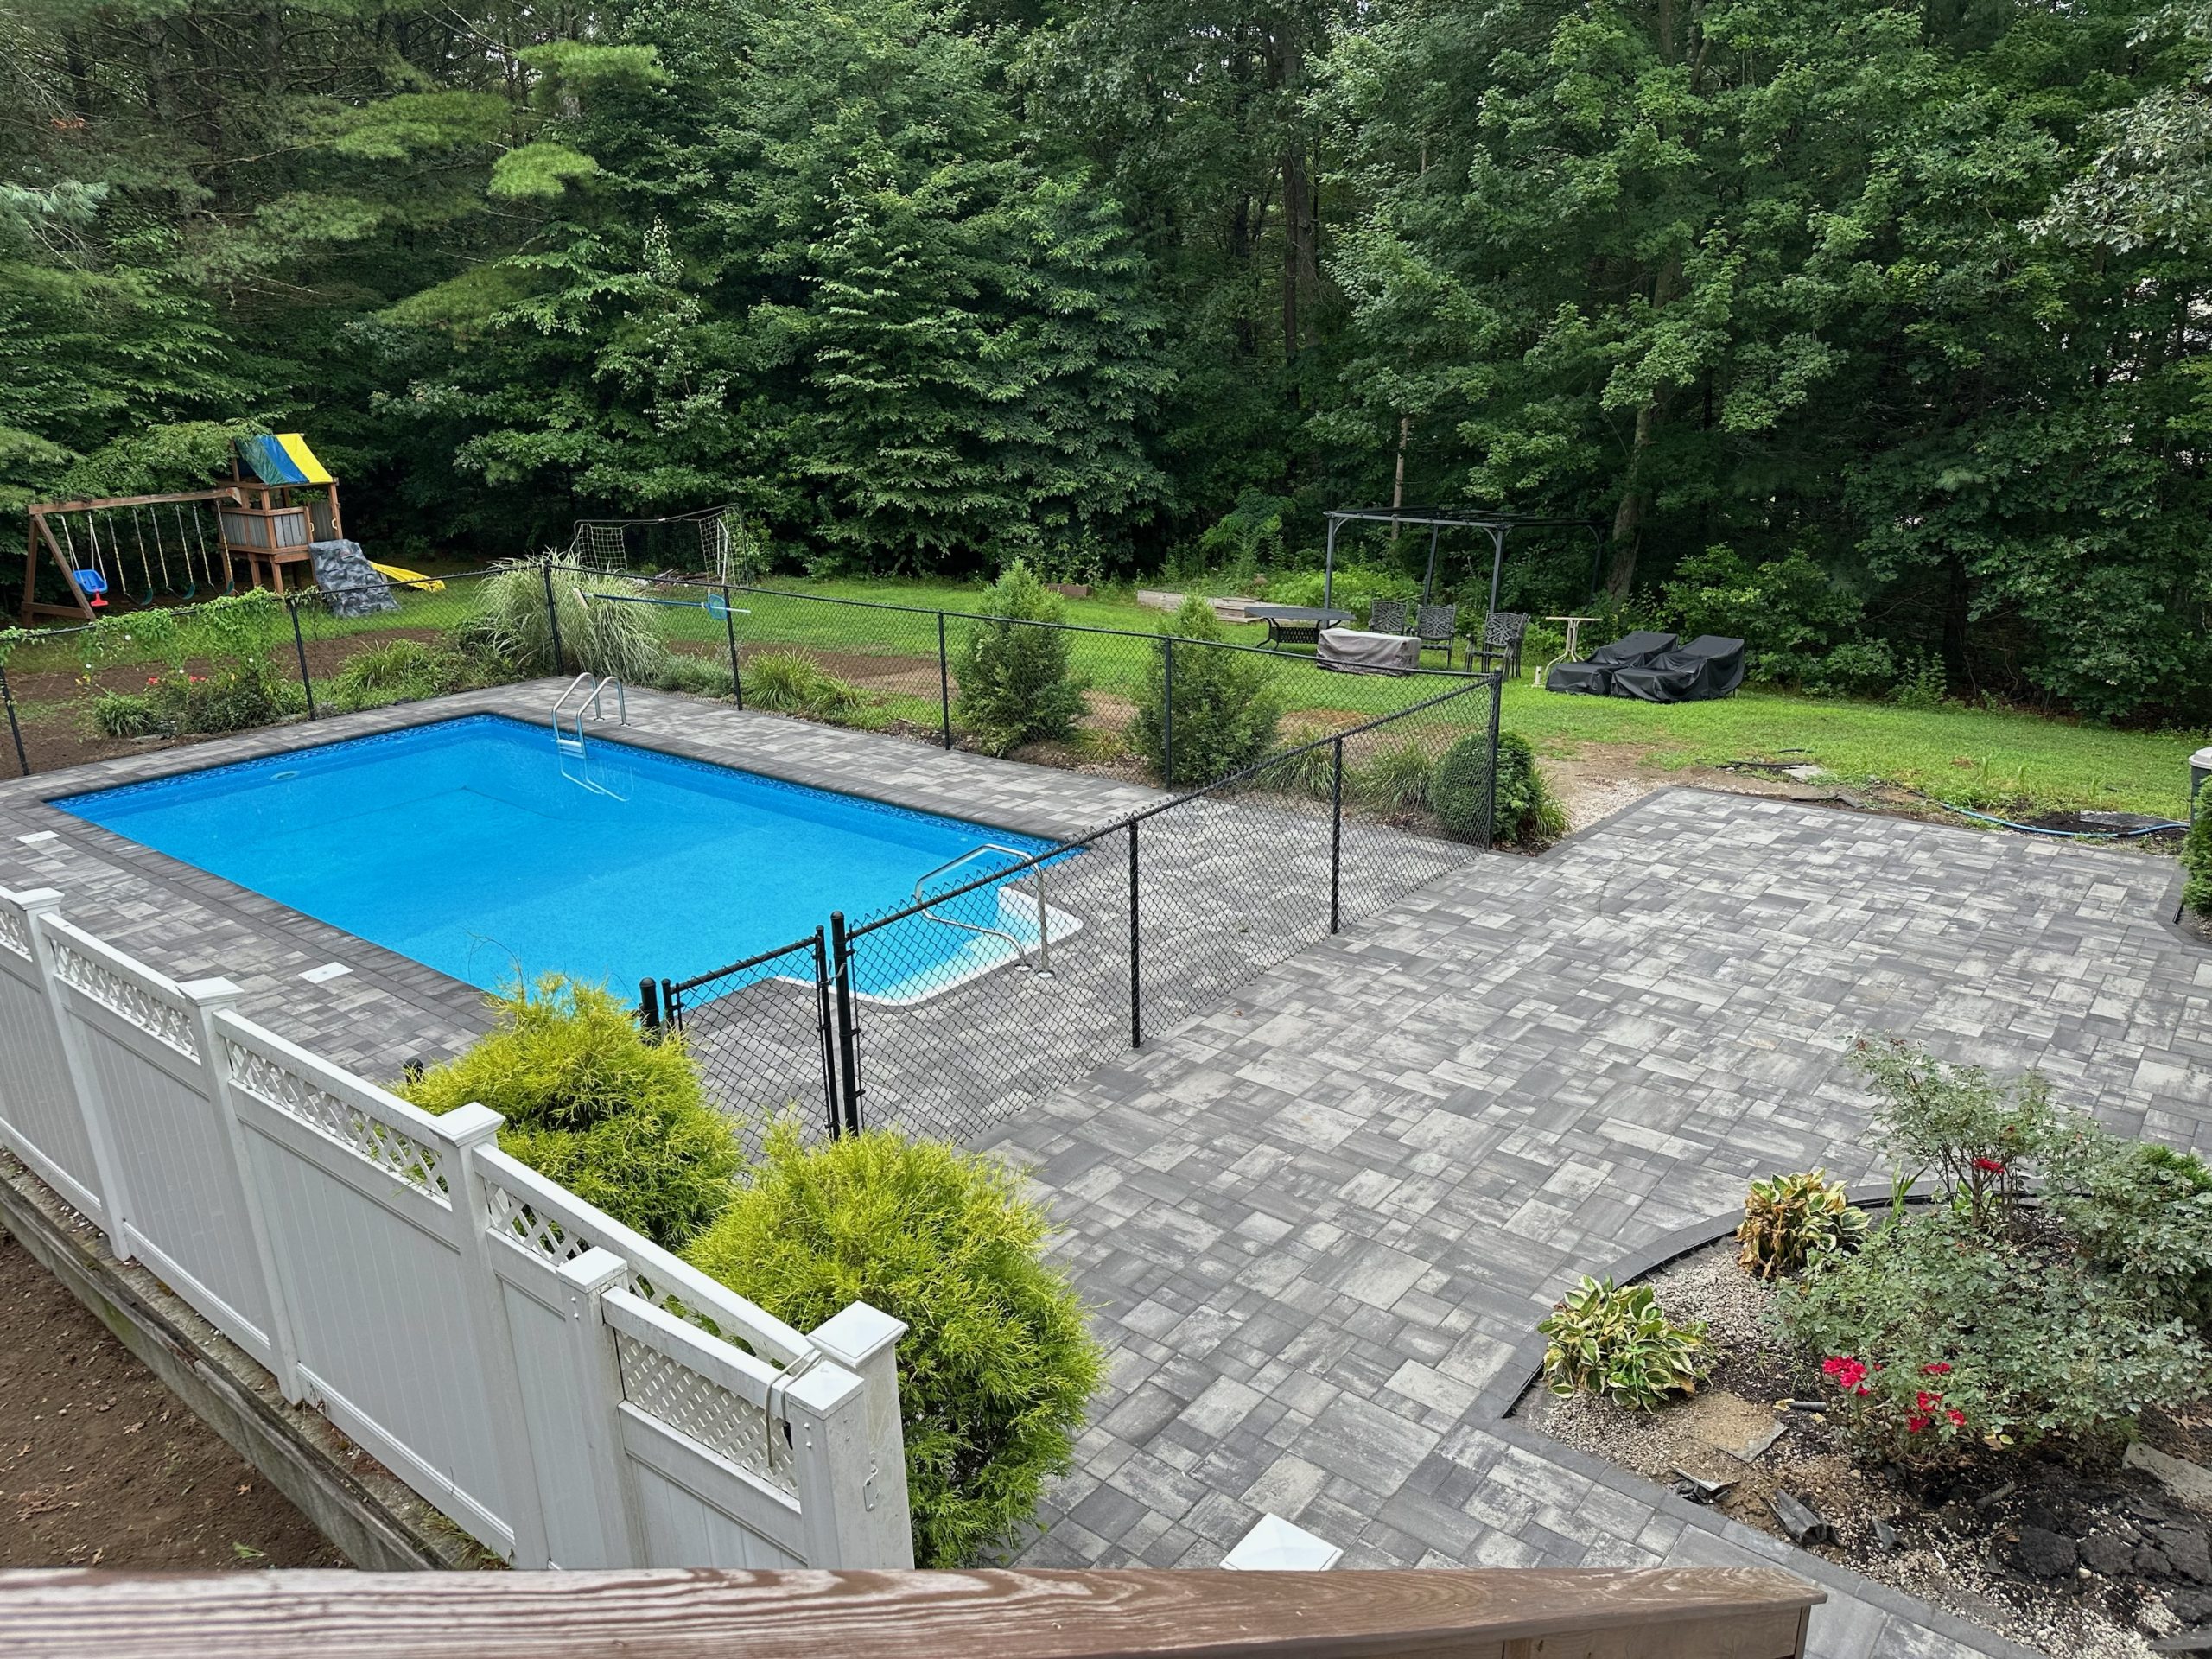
1779,1036,2212,1465
398,976,740,1252
1539,1276,1707,1410
684,1126,1103,1567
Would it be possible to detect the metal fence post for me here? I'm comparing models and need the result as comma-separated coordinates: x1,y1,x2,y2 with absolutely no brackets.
937,612,952,750
637,978,660,1039
543,559,566,674
288,597,317,720
1483,671,1503,848
1128,820,1141,1048
0,663,28,777
722,585,744,709
1161,638,1175,786
811,927,838,1140
828,912,862,1135
1330,737,1344,935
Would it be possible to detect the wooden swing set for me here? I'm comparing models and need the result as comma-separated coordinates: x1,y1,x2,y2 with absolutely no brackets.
16,435,346,626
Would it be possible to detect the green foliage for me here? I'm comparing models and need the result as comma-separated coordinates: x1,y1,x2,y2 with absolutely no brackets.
327,640,480,710
1785,1209,2212,1460
1850,1036,2061,1230
1659,550,1865,684
1540,1276,1707,1411
648,652,736,697
684,1126,1103,1567
1736,1170,1867,1281
741,652,867,719
464,563,668,682
2185,800,2212,915
399,978,739,1252
953,562,1090,754
1128,596,1281,786
1433,731,1564,847
1785,1039,2212,1464
1353,739,1434,816
90,691,163,738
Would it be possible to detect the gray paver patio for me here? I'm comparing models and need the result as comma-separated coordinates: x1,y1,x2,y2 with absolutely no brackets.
987,789,2206,1658
5,692,2203,1656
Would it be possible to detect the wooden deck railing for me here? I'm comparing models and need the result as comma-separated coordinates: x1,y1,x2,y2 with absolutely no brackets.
0,1566,1821,1658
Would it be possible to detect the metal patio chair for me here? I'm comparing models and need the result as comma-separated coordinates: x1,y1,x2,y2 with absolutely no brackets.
1415,603,1460,666
1472,611,1529,677
1367,598,1410,635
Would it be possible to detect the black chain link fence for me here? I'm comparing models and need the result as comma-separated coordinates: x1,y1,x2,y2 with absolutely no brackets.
664,677,1501,1147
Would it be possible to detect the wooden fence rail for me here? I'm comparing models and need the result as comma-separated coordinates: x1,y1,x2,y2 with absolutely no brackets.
0,1567,1823,1659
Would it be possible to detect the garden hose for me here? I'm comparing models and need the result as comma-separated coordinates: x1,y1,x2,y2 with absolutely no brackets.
1873,779,2186,842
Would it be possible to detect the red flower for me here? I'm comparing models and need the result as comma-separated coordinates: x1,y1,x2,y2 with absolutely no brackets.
1947,1408,1967,1428
1824,1356,1871,1394
1916,1390,1940,1412
1922,1362,1953,1376
1907,1414,1931,1433
1973,1156,2005,1173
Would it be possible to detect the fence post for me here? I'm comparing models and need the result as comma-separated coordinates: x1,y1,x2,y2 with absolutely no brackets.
785,1357,906,1568
1128,820,1141,1048
807,1302,913,1569
0,663,28,777
937,612,952,750
722,585,744,709
1330,737,1344,935
1161,637,1175,786
442,1103,553,1567
542,560,566,675
555,1247,645,1568
828,912,861,1135
288,597,317,720
637,977,660,1039
1483,671,1503,848
185,984,306,1404
810,928,838,1141
22,895,137,1260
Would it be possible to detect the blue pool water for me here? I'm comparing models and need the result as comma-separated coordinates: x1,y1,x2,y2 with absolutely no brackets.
53,715,1061,1000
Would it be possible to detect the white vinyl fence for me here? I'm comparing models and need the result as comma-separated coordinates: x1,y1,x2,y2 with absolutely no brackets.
0,882,913,1570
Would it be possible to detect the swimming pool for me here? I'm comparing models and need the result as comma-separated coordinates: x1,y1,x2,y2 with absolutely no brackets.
52,714,1068,1001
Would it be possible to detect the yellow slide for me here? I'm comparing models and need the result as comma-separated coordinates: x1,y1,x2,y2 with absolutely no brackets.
370,562,445,592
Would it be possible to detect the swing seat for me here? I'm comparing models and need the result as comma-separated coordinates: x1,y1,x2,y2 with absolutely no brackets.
74,569,109,607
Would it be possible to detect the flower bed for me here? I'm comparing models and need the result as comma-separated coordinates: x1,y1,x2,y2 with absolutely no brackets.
1521,1038,2212,1659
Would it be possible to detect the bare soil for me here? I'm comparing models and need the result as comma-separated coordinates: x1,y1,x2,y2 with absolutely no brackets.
1523,1243,2212,1659
0,1232,341,1569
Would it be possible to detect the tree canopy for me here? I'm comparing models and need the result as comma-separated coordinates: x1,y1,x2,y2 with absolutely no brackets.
4,0,2210,717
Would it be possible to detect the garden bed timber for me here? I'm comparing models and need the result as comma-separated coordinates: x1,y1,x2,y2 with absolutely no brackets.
1519,1239,2212,1659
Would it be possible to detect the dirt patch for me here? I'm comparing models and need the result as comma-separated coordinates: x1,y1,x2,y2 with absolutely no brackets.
0,1232,342,1569
1524,1242,2212,1658
741,645,942,700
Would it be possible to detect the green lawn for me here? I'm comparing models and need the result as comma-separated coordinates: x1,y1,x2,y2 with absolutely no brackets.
8,568,2197,819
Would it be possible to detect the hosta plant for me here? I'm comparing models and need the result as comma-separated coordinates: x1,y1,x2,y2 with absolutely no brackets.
1540,1276,1707,1410
1737,1169,1867,1279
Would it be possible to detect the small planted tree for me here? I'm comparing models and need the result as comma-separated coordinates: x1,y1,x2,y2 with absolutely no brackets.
1433,730,1565,846
953,560,1090,754
685,1127,1103,1567
1128,594,1281,786
398,976,741,1252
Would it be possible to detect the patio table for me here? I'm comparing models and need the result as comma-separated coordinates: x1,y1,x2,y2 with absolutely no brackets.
1244,604,1355,648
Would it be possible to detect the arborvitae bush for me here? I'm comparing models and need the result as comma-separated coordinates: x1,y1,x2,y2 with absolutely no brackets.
1128,594,1281,786
1433,730,1565,846
953,561,1089,755
685,1126,1103,1567
2183,801,2212,915
399,976,740,1251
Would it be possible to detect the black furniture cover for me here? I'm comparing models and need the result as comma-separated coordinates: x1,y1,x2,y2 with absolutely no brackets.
1610,635,1747,703
1544,631,1677,696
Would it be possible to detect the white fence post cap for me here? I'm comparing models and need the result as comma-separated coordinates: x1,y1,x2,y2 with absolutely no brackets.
1222,1512,1342,1570
810,1302,907,1368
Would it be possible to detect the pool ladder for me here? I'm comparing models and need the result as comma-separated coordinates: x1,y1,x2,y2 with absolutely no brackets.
911,844,1052,978
551,672,628,798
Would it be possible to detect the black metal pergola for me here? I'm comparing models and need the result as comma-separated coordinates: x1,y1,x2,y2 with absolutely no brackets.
1321,507,1608,619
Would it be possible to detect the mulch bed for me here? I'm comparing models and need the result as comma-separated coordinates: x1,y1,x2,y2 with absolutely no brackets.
1518,1241,2212,1659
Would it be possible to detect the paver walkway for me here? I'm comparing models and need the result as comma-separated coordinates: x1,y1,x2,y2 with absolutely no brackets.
989,790,2209,1658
